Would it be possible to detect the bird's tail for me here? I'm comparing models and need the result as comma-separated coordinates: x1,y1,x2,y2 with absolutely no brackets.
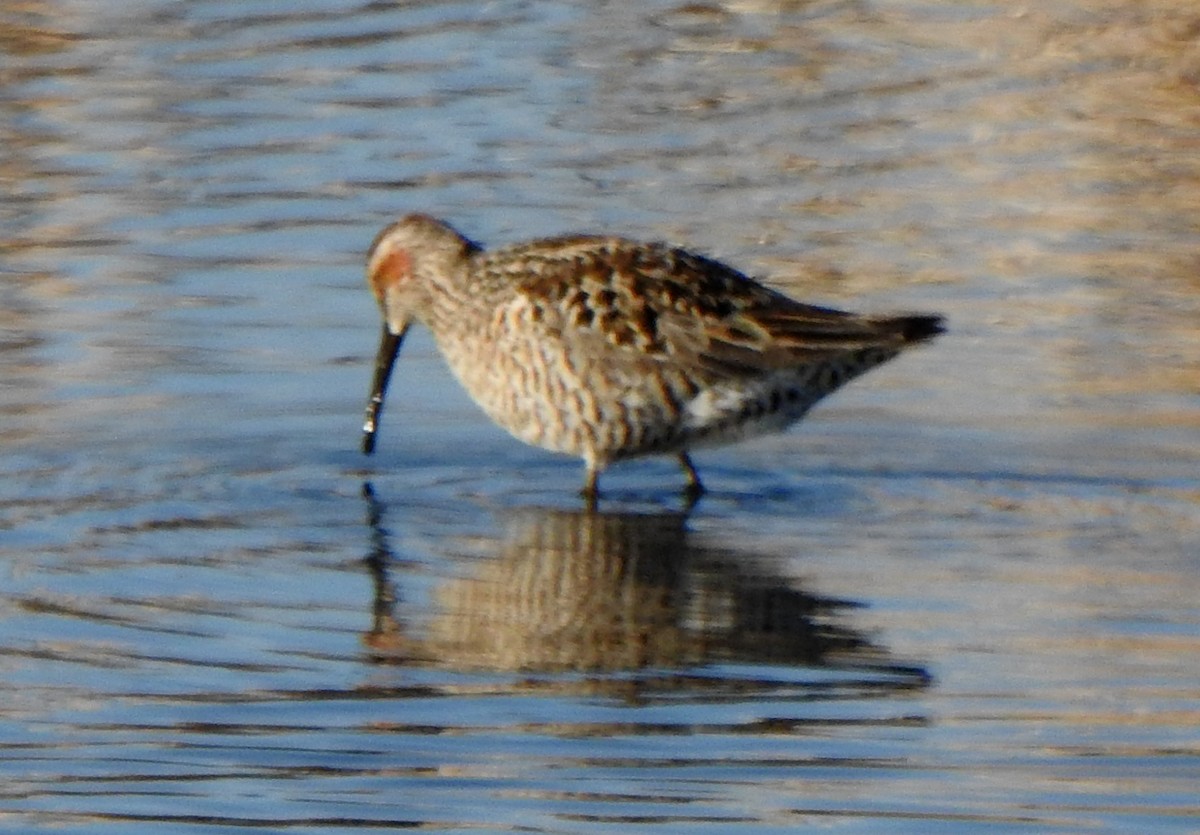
875,314,945,345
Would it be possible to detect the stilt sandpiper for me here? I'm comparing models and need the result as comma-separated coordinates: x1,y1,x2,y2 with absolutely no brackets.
361,214,942,500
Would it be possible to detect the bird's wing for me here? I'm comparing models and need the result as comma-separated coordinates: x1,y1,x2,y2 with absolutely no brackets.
495,238,928,381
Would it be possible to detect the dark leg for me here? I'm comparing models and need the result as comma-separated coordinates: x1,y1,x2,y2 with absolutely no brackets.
677,452,705,500
581,463,600,510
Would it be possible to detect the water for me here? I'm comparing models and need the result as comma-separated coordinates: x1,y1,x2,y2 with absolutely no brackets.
2,0,1198,831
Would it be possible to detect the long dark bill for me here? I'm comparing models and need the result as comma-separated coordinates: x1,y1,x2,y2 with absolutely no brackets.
361,323,406,455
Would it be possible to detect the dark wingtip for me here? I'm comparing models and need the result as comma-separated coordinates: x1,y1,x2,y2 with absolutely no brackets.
896,314,945,344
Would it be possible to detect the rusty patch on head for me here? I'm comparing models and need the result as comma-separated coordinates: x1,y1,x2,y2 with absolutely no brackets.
369,247,412,300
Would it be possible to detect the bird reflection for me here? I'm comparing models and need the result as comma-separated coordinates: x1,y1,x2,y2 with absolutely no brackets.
361,484,926,684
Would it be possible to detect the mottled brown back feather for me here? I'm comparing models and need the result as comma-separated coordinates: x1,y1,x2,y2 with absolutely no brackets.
488,237,942,380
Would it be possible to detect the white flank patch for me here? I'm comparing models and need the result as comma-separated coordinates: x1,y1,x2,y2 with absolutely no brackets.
682,375,808,446
684,386,751,428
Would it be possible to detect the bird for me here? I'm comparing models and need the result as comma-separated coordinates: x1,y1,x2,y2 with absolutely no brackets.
361,213,942,500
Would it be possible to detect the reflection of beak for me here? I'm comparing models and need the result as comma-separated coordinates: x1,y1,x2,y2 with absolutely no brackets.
361,322,408,454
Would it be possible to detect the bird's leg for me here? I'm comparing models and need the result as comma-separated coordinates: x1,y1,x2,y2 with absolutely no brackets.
677,452,705,500
581,461,600,510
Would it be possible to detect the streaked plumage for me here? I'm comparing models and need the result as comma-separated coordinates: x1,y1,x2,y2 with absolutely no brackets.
361,214,943,499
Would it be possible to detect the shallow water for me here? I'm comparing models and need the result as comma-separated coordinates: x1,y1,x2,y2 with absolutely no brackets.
2,0,1198,831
